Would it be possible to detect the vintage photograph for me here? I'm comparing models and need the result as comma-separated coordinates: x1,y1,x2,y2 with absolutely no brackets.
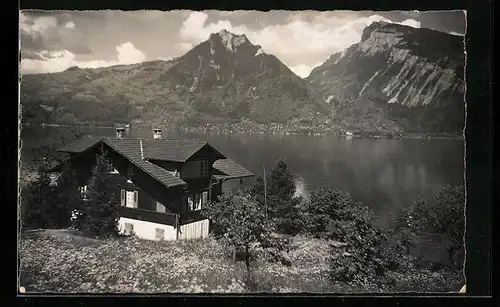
18,9,466,293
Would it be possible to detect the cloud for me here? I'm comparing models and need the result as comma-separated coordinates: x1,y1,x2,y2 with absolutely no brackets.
398,19,421,28
64,21,75,30
20,12,91,55
21,42,146,74
178,11,422,78
290,62,325,78
20,14,58,36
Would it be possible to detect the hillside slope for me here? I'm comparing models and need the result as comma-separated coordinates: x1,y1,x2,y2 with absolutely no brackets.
21,30,328,132
307,22,465,135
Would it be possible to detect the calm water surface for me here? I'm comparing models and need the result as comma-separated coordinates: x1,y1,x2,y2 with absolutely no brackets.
21,126,464,227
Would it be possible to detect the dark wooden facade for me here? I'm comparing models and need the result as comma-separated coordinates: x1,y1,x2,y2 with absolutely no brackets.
67,143,219,227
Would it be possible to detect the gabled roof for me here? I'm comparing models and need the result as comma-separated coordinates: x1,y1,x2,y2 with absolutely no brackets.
213,159,254,180
58,136,254,188
59,137,187,188
58,136,103,153
142,138,226,162
104,138,187,187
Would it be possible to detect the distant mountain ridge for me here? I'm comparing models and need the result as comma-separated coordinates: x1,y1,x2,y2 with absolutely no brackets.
21,24,465,135
21,29,329,132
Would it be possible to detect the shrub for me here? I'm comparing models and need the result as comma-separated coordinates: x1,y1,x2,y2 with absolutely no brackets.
300,187,354,238
202,190,276,271
298,187,388,282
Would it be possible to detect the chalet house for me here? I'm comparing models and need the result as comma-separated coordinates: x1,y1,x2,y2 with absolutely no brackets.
57,128,254,241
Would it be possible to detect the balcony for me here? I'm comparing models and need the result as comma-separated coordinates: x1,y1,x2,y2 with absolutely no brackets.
119,206,177,227
179,210,205,225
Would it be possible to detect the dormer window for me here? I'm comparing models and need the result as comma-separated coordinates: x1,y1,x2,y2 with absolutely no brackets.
116,128,125,139
153,129,162,139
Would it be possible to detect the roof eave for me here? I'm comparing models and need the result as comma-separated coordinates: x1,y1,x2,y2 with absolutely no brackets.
58,137,104,155
214,174,254,180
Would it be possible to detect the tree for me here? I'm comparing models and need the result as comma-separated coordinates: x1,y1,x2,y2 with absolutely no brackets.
267,160,295,208
21,170,56,230
406,184,465,267
249,160,299,234
21,157,81,230
76,147,120,238
202,190,276,271
53,159,82,229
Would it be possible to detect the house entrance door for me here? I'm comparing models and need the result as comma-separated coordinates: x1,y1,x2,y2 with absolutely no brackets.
126,191,136,208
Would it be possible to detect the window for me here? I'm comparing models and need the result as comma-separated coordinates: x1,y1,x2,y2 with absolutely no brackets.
108,159,118,174
80,185,89,201
199,161,209,177
156,201,166,213
182,161,209,178
121,190,138,208
155,228,165,240
187,191,207,211
194,193,202,211
187,195,194,211
49,173,59,186
124,223,134,235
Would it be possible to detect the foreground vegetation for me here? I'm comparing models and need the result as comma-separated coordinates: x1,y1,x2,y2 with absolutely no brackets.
20,230,462,293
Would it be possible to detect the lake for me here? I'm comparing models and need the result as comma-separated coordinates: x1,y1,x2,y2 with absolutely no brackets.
21,126,465,227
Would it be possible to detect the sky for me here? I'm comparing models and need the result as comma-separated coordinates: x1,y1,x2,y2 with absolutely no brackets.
19,10,466,78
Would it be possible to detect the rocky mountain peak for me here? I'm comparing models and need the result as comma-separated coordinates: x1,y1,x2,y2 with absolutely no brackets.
208,29,252,53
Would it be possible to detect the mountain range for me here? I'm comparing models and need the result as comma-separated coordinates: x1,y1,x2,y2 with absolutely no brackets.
20,22,466,136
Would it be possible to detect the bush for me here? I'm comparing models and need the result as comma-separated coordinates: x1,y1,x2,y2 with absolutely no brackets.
299,187,354,238
202,190,276,270
296,187,388,282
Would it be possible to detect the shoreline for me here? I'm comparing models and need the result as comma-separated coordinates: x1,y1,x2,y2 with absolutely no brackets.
21,122,464,140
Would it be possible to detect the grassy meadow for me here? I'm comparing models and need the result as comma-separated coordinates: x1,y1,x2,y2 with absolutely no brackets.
19,229,463,293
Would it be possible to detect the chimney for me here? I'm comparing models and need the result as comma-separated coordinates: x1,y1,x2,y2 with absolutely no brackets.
153,128,162,140
124,124,131,137
116,127,125,139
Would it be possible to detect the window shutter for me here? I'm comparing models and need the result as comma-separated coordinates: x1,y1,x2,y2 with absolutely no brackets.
133,191,138,208
120,189,126,206
202,191,208,205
